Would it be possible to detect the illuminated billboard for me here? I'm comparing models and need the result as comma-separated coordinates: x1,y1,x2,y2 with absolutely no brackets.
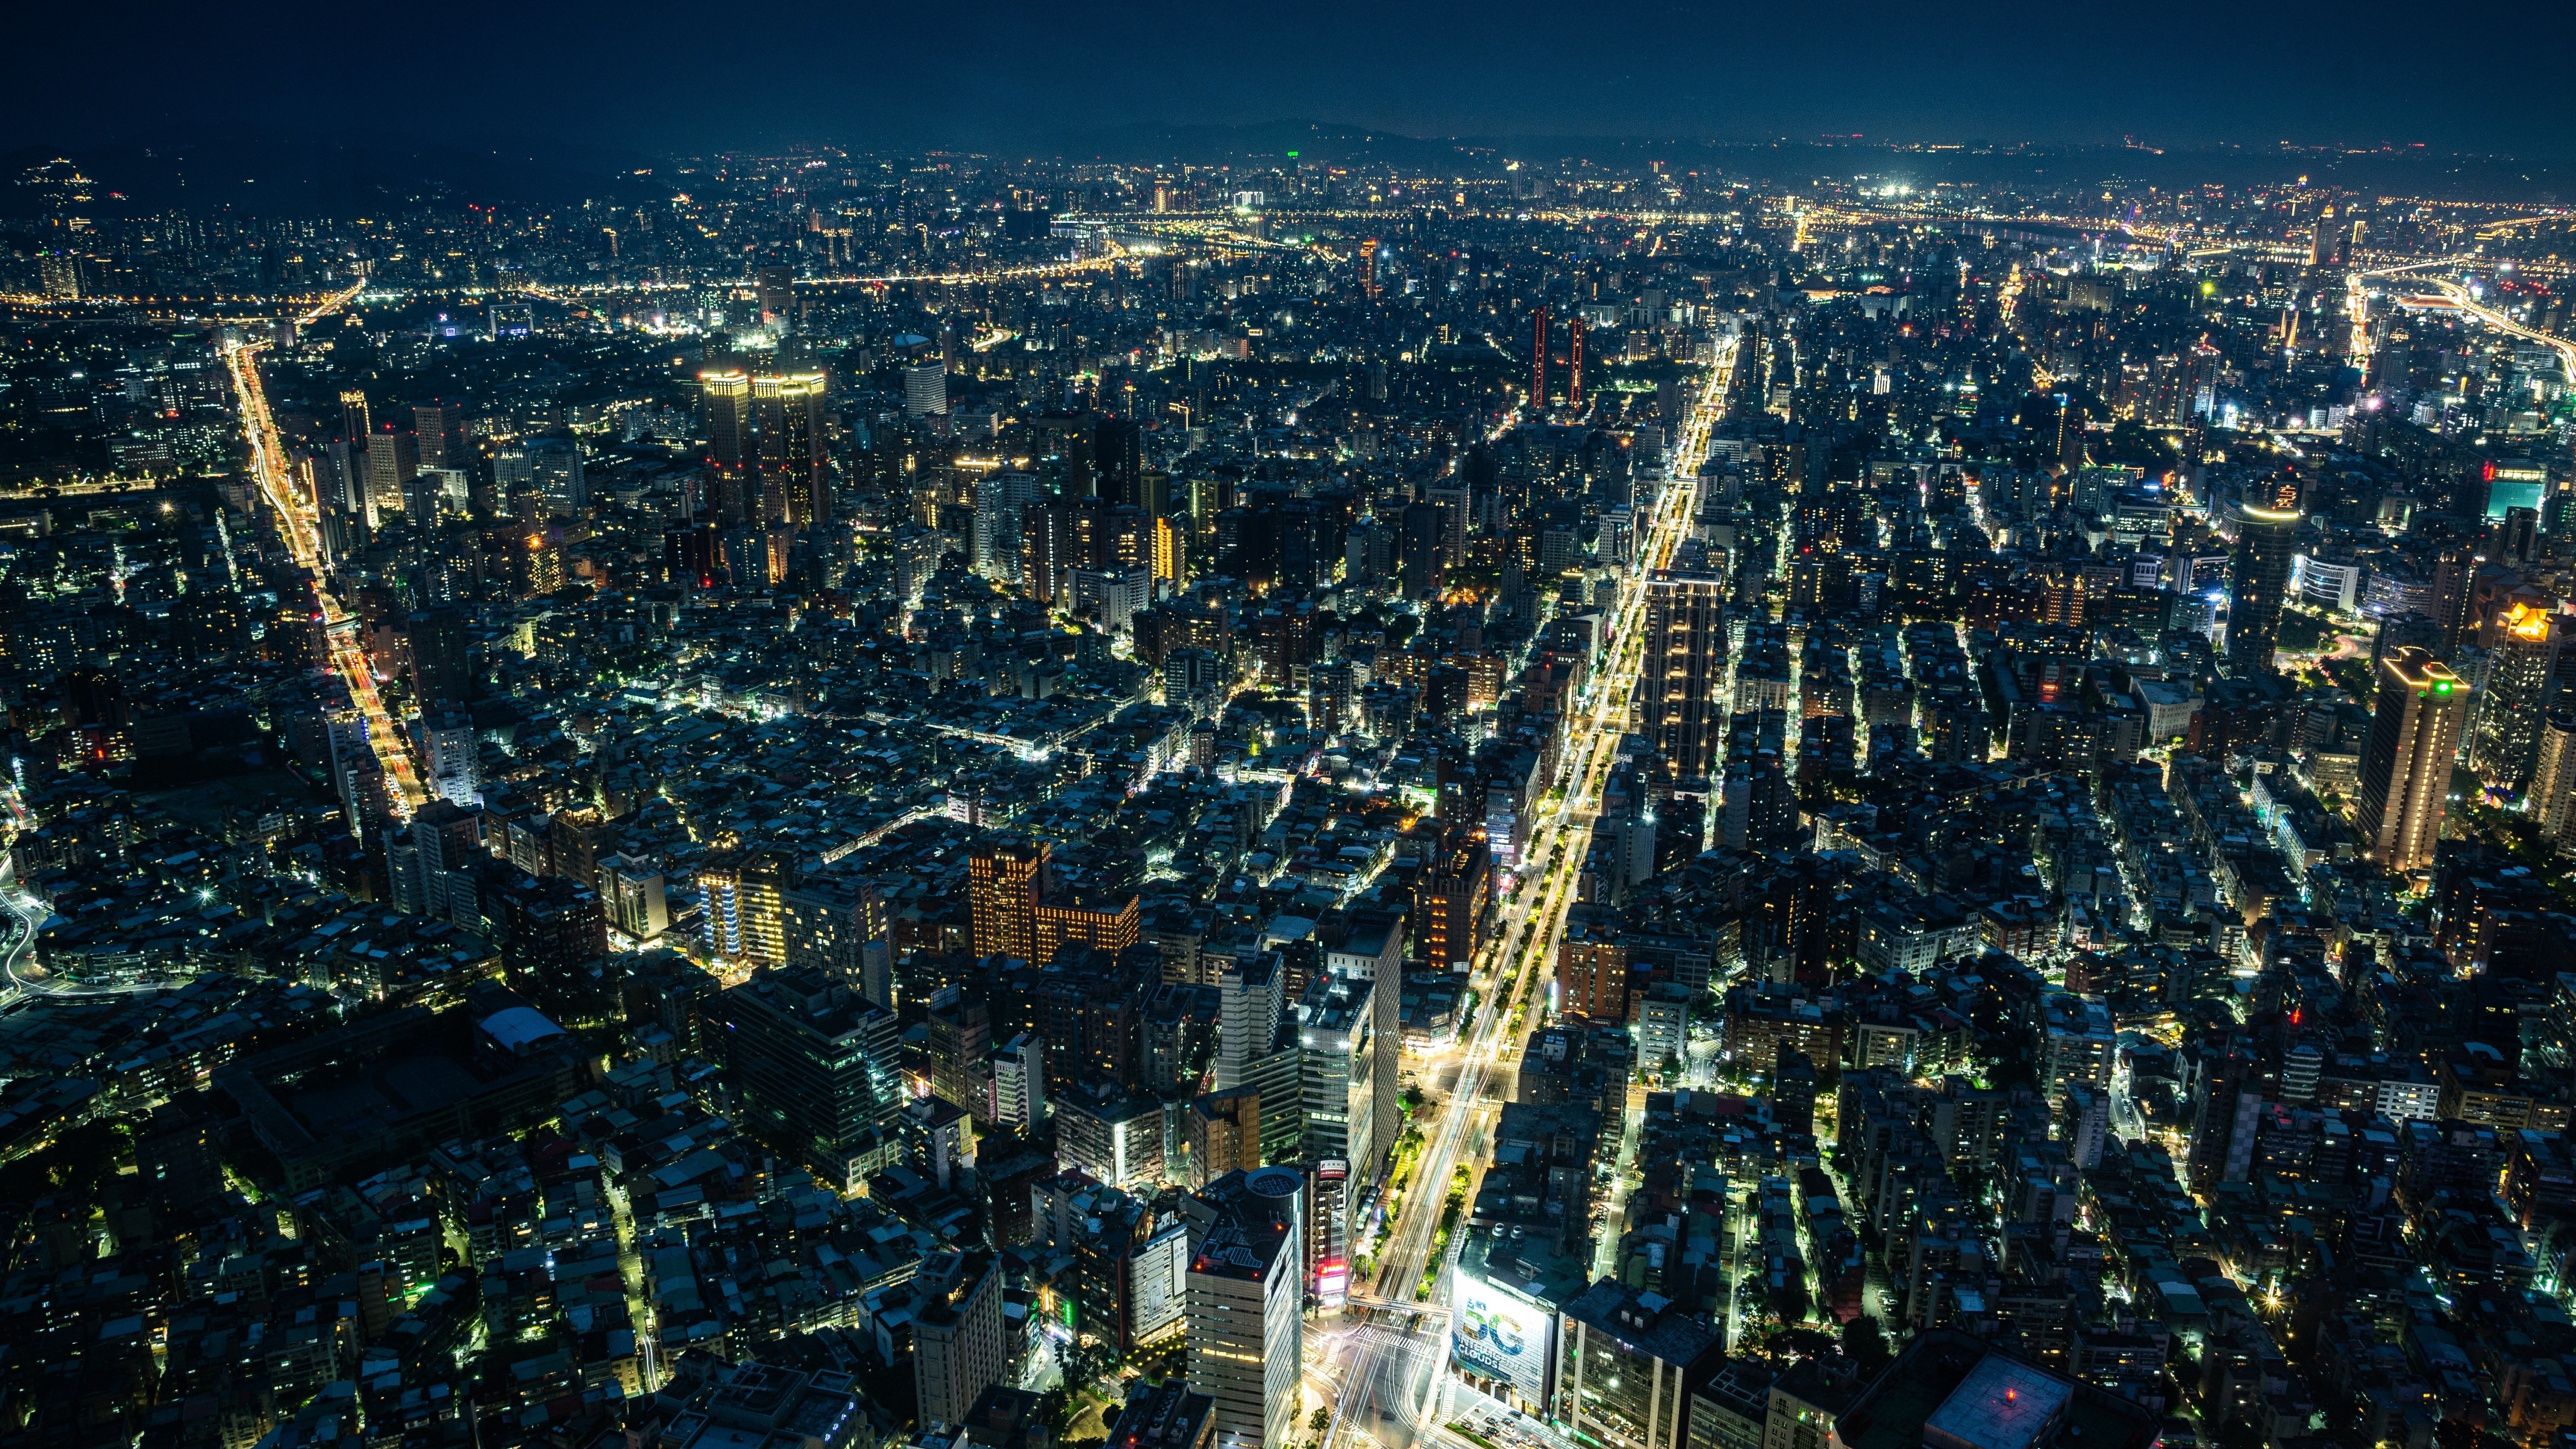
1452,1269,1554,1408
1316,1256,1348,1308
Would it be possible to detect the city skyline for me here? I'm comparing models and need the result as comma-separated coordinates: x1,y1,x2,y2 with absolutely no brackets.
6,37,2576,1449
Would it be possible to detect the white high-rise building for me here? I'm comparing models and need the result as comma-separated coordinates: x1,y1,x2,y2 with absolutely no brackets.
601,853,669,941
912,1249,1005,1428
1187,1175,1303,1449
1323,914,1404,1187
421,711,478,807
1297,972,1379,1183
492,448,535,512
905,363,949,417
973,471,1037,580
991,1033,1048,1129
1215,955,1283,1092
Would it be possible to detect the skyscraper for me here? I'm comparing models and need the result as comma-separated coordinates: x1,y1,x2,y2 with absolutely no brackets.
991,1034,1048,1130
1215,955,1283,1093
2355,647,2468,874
905,362,948,418
601,854,670,942
1152,514,1185,589
1186,1171,1303,1449
912,1250,1006,1428
701,847,795,967
973,471,1037,581
1096,416,1143,508
1568,314,1587,406
1323,912,1404,1186
1295,971,1379,1179
700,368,753,521
1557,911,1630,1021
665,523,721,589
780,875,892,1007
2473,603,2558,792
364,427,418,521
421,709,477,808
2226,492,2300,672
969,839,1047,962
338,388,372,446
407,606,471,710
714,963,903,1188
1643,569,1731,779
411,403,455,469
1187,1093,1262,1188
1530,305,1552,404
1400,501,1446,600
755,370,829,527
527,437,586,517
756,265,794,327
2431,545,2478,654
2529,712,2576,852
1411,825,1491,973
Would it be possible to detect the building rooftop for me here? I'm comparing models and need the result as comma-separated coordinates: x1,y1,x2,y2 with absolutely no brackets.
1556,1279,1720,1368
1838,1332,2158,1449
1921,1356,2075,1449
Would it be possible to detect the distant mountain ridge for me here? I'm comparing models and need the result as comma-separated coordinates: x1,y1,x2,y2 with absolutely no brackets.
0,131,669,218
4,125,2566,214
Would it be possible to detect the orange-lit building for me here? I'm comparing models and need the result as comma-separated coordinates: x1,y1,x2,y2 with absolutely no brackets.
968,840,1047,962
1036,892,1141,965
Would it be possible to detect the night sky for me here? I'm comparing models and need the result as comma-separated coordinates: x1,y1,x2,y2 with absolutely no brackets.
12,0,2572,159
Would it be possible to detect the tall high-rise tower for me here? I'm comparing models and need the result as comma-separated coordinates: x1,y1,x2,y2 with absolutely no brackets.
412,403,455,469
2226,490,2301,671
2530,711,2576,851
2356,647,2468,874
338,388,372,446
1215,955,1283,1093
968,840,1048,963
1642,569,1731,779
1530,305,1552,405
1187,1171,1303,1449
1568,315,1587,406
700,368,753,521
755,371,829,527
2473,603,2559,792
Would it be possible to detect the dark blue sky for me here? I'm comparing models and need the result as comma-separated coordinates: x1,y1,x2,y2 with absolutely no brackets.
13,0,2572,159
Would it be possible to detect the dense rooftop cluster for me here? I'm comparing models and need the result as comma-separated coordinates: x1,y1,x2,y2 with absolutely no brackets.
0,142,2572,1449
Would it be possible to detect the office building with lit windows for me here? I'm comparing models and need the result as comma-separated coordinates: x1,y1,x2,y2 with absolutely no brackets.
1185,1171,1302,1449
713,964,903,1188
1295,971,1381,1184
2473,603,2558,791
2225,496,2301,670
701,368,751,474
700,847,794,967
754,370,829,526
1643,569,1731,779
2356,647,2468,874
1555,1280,1725,1449
969,839,1047,962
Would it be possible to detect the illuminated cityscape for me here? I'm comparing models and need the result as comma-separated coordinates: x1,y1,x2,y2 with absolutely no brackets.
5,48,2576,1449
